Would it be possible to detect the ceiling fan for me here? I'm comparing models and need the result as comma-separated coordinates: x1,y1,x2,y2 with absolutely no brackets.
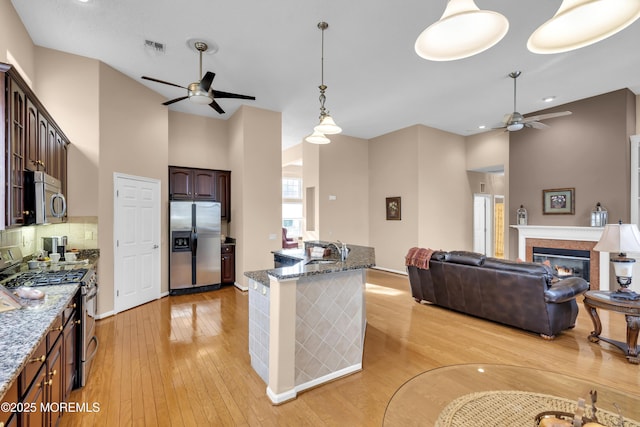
495,71,571,132
141,41,255,114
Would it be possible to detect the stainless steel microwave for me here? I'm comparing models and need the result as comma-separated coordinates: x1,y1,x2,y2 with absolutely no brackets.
24,171,67,225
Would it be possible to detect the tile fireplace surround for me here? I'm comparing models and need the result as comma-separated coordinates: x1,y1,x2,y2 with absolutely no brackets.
512,225,610,291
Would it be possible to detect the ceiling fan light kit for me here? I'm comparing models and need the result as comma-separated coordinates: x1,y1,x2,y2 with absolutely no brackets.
494,70,572,132
528,0,640,54
414,0,509,61
307,21,342,144
141,39,255,114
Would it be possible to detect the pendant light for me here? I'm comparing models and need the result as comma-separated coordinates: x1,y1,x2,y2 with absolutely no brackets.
414,0,509,61
306,21,341,144
528,0,640,54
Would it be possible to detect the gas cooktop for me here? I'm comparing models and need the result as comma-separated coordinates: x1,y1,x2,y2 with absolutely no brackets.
2,269,88,289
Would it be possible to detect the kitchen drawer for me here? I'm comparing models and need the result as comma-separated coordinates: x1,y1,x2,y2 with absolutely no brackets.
62,296,77,325
221,245,234,254
47,313,63,352
19,338,47,397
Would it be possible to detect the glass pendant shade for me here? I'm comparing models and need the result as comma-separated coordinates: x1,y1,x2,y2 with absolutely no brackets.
528,0,640,54
414,0,509,61
314,115,342,135
305,130,331,144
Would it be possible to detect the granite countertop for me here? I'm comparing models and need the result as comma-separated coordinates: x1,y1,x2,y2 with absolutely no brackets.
245,242,375,287
0,283,80,400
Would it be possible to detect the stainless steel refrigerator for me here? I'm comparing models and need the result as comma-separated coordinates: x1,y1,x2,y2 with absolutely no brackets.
169,201,221,293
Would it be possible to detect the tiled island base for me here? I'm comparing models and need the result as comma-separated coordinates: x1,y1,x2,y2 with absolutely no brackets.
248,269,366,404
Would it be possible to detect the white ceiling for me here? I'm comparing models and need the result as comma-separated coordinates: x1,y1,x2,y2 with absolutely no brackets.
10,0,640,149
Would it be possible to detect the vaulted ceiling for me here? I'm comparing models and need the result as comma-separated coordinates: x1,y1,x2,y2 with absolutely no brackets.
11,0,640,149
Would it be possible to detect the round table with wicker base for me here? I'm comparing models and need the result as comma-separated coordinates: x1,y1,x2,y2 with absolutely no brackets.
383,364,640,427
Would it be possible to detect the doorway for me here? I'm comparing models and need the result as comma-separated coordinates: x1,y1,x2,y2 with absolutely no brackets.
473,194,492,256
114,173,161,313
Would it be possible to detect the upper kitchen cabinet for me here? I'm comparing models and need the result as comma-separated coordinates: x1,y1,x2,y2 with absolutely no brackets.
1,63,70,228
169,166,231,220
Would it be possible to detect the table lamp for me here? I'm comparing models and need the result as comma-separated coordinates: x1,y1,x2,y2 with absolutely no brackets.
593,221,640,300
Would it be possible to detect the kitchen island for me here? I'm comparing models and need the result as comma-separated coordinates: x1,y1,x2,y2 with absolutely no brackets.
245,242,375,404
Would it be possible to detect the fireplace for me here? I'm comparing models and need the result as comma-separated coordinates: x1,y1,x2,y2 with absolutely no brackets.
512,226,610,291
532,247,590,283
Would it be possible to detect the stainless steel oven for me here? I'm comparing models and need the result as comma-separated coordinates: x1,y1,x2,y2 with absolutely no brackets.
79,270,99,387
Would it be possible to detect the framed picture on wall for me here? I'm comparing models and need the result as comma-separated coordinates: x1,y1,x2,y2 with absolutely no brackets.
543,188,575,215
386,197,401,220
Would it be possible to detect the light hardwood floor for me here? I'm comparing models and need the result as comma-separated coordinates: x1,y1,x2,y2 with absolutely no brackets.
61,270,640,426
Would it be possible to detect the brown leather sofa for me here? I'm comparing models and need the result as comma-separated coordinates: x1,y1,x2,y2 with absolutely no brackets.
407,250,589,339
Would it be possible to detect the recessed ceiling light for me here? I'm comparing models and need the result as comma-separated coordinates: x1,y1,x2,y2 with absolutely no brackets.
543,96,556,103
478,125,487,129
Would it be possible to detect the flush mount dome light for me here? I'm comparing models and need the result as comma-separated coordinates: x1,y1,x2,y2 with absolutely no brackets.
415,0,509,61
528,0,640,54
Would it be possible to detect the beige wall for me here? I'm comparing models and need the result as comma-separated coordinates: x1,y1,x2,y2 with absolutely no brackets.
229,106,283,289
97,62,169,314
417,126,471,252
466,130,510,255
0,0,35,84
34,47,100,217
168,111,229,169
318,134,369,245
302,143,320,241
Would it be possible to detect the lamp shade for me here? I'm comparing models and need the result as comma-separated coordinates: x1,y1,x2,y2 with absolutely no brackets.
314,115,342,135
414,0,509,61
305,130,331,144
593,223,640,253
528,0,640,54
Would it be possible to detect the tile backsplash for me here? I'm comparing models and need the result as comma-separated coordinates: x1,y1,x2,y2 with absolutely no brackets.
0,216,98,256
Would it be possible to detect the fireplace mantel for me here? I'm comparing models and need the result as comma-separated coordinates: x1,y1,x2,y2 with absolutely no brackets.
511,225,610,290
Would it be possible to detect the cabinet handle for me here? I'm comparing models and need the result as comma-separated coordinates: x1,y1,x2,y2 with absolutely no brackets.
49,369,57,377
29,355,46,363
76,319,81,325
45,379,53,386
52,325,63,332
72,303,77,308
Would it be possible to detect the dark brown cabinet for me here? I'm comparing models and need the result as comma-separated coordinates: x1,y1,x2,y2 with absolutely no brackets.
1,63,69,227
0,291,79,427
221,244,235,284
169,166,231,220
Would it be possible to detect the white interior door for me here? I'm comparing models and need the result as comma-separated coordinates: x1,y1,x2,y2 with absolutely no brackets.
114,173,161,313
473,194,492,256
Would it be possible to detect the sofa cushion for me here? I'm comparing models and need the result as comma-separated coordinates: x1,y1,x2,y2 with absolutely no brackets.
447,251,485,266
483,258,555,284
431,251,449,262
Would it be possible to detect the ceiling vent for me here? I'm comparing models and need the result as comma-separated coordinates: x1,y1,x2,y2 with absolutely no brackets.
144,40,166,54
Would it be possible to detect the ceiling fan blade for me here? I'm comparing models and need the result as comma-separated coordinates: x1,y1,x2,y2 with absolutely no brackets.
502,113,513,124
199,71,215,92
523,111,572,123
209,100,225,114
212,90,256,100
162,96,189,106
526,121,550,129
142,76,187,90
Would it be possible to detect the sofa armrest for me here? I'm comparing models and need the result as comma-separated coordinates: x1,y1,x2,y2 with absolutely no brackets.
544,277,589,303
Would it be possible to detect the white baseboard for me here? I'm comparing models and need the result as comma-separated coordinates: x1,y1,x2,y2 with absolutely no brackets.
234,282,248,291
371,266,407,275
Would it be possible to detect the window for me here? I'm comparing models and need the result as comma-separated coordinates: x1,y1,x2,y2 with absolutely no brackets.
282,178,303,238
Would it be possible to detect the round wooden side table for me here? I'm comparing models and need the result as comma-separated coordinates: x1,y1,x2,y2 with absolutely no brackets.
582,290,640,364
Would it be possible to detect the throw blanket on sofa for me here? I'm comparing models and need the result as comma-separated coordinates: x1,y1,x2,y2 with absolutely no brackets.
405,247,435,269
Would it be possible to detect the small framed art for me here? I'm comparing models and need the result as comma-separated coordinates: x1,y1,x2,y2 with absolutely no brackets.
386,197,401,220
543,188,575,215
